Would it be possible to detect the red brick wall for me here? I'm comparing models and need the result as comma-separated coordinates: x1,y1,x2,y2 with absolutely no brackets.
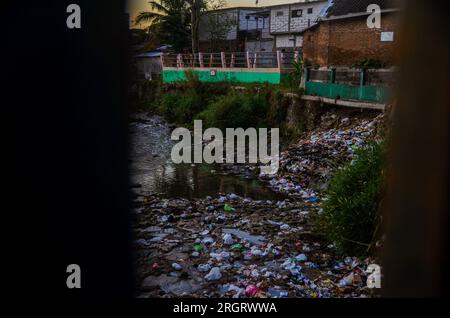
303,12,398,67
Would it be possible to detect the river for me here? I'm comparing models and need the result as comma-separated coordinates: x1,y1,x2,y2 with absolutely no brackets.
129,113,280,200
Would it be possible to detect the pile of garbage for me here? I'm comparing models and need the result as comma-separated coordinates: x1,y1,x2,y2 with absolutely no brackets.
133,112,384,298
261,113,385,199
134,194,377,298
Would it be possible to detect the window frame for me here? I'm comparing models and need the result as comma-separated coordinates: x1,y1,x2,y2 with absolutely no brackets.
291,9,303,18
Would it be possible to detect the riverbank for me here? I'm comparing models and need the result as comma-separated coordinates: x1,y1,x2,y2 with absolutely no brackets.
131,109,385,298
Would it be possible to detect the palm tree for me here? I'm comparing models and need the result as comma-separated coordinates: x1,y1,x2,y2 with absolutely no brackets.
134,0,191,52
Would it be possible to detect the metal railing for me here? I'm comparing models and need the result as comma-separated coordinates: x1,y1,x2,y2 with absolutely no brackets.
161,51,300,70
306,68,396,86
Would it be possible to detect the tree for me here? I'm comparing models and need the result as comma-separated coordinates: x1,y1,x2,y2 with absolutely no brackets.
135,0,228,54
187,0,202,53
203,10,236,52
134,0,191,52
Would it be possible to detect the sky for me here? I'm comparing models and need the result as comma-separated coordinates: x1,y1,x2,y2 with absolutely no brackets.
127,0,307,28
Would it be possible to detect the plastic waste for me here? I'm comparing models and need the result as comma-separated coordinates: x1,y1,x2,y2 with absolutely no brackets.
193,245,203,252
223,233,234,245
268,288,288,298
205,267,222,281
245,285,260,297
231,244,243,250
198,264,212,272
224,204,234,213
172,263,182,271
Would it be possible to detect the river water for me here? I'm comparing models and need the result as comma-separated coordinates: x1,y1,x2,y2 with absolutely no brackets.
130,114,280,200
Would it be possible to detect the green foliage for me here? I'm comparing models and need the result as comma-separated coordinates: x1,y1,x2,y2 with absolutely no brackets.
285,58,311,91
196,90,270,129
134,0,191,52
319,142,386,256
157,93,180,122
153,81,293,136
156,89,204,124
353,58,387,69
289,59,304,88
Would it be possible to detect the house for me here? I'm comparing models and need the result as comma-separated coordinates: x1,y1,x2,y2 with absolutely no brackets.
301,0,400,67
198,7,274,52
268,0,329,51
135,52,162,80
135,45,173,80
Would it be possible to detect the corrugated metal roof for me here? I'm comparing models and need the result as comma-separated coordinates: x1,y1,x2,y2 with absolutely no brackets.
326,0,399,17
135,52,162,58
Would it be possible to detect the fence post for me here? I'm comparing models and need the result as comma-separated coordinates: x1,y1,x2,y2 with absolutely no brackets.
277,50,282,69
199,52,204,68
177,54,184,68
246,51,251,68
253,53,258,68
360,68,366,86
330,68,336,83
221,52,226,68
301,67,310,90
160,53,165,68
231,53,235,68
209,53,213,68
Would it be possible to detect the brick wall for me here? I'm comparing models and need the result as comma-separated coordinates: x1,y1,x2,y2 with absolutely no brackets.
303,12,398,67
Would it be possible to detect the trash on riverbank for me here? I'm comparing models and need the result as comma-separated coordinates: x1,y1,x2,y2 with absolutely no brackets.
133,112,384,298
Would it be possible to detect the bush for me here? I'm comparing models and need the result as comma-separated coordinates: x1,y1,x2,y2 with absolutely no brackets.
154,81,291,134
156,89,206,125
175,89,204,124
319,142,386,256
196,90,269,129
157,93,179,122
353,58,387,69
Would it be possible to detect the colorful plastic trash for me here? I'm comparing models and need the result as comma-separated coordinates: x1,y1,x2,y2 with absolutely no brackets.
193,244,203,252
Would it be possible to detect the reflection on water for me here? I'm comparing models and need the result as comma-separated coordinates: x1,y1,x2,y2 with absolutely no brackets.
130,114,280,200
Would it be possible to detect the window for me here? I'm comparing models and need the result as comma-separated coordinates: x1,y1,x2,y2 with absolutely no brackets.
292,9,303,18
307,8,313,14
276,11,284,17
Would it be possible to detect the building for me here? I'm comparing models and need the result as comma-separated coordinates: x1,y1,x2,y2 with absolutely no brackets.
301,0,400,67
269,0,329,51
135,45,173,80
198,7,274,52
135,52,162,80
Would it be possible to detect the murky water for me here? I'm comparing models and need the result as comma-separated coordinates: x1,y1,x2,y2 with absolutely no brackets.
130,114,280,200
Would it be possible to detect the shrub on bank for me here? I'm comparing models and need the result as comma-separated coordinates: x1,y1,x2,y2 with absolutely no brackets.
150,78,294,133
196,90,269,129
319,141,386,256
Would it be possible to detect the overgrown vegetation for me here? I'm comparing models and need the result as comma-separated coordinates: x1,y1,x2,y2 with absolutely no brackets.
318,142,386,256
138,73,293,134
353,58,388,69
282,58,311,93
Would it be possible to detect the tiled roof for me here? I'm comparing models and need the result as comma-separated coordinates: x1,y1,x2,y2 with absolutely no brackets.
326,0,399,17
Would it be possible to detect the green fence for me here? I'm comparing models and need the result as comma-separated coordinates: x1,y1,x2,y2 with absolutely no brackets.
162,69,285,84
305,82,389,103
305,68,392,103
